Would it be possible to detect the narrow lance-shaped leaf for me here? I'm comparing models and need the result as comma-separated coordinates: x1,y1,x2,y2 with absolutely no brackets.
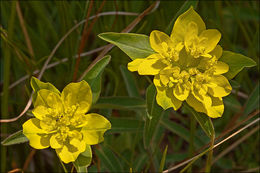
219,51,256,80
184,103,215,138
98,32,155,60
1,130,28,146
109,118,144,133
144,84,164,148
243,83,259,116
159,145,168,173
160,118,203,148
73,145,92,173
95,145,123,172
120,65,140,97
92,96,146,110
82,55,111,104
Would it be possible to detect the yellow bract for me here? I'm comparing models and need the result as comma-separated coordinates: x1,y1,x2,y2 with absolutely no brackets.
23,80,111,163
128,7,232,118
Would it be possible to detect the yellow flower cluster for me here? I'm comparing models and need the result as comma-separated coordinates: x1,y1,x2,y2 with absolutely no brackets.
23,80,111,163
128,7,232,118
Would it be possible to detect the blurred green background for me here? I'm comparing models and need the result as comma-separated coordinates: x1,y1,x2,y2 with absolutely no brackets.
1,0,259,172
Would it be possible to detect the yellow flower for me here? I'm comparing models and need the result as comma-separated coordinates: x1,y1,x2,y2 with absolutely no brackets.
128,7,232,118
23,80,111,163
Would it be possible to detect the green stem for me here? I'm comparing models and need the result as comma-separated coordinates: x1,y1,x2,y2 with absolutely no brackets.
188,114,196,173
59,158,68,173
205,120,215,172
1,2,16,172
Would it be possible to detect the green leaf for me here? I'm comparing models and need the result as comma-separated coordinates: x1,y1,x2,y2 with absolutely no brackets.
96,145,123,172
160,118,202,148
120,65,140,97
219,51,257,79
82,55,111,103
133,153,148,172
223,95,241,111
90,73,102,104
31,77,60,104
1,130,28,146
165,0,199,34
184,103,215,138
159,145,168,173
73,145,92,173
98,32,155,60
243,83,259,116
92,96,146,110
144,84,164,148
109,118,144,133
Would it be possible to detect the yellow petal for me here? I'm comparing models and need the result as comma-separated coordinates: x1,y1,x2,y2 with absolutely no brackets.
186,93,207,114
171,6,206,40
213,61,229,75
173,83,190,101
207,75,232,97
192,86,212,108
32,105,49,120
23,118,50,149
50,133,63,149
56,141,86,164
128,59,144,72
199,29,221,54
205,97,224,118
210,45,223,59
150,30,174,53
155,85,182,110
61,80,92,114
81,113,111,145
153,74,162,87
35,89,63,111
138,54,166,75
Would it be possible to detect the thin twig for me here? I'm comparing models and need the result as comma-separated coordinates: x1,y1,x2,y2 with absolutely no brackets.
8,168,24,173
78,0,161,81
3,46,106,94
16,1,34,58
212,126,259,164
3,11,139,93
73,0,94,81
163,118,260,172
196,109,259,154
0,10,144,123
231,90,248,99
22,149,36,171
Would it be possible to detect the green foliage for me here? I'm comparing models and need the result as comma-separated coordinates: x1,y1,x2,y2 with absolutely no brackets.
1,130,28,146
0,1,259,172
144,84,164,148
243,83,260,116
96,145,124,172
93,96,146,110
98,33,155,60
82,55,111,103
73,145,92,173
184,103,215,138
220,51,257,79
159,145,168,172
120,65,140,98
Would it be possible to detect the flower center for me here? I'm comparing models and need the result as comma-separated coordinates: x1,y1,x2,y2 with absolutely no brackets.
40,104,86,143
161,42,184,62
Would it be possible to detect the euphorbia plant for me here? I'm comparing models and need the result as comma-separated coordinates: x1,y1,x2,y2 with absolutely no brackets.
24,77,111,168
98,6,256,171
99,6,256,118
